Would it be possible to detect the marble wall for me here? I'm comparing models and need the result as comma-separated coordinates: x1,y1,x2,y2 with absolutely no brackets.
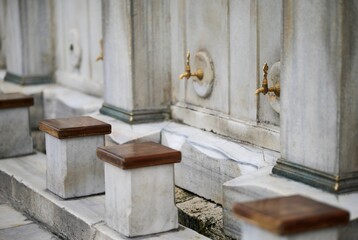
171,0,282,151
54,0,104,97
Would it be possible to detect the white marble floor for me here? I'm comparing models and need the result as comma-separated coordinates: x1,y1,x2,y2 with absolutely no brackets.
0,194,59,240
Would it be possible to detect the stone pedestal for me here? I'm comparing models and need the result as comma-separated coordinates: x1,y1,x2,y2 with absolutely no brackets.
39,116,111,199
5,0,54,85
97,142,181,237
100,0,171,123
0,93,34,158
233,195,349,240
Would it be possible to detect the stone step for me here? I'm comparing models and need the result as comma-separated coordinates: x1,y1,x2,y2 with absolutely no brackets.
0,152,210,240
0,197,60,240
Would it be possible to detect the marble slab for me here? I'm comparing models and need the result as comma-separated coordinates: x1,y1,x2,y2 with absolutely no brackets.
0,153,209,240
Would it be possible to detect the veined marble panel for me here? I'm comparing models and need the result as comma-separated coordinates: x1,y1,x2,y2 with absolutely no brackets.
172,104,280,151
162,122,279,204
171,0,281,148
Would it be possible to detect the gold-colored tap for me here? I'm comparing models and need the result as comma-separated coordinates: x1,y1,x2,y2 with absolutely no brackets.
255,63,280,97
96,39,104,62
179,51,204,80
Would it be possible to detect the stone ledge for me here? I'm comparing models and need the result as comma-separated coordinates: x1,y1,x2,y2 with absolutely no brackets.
0,153,209,240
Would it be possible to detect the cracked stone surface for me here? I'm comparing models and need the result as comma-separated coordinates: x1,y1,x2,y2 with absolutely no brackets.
176,187,233,240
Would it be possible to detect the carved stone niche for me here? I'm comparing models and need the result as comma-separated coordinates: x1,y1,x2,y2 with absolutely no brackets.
192,51,215,98
67,29,82,73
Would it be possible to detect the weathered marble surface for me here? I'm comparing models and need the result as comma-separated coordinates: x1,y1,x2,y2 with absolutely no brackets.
91,112,166,145
105,163,178,237
43,86,103,119
84,116,279,205
241,222,338,240
0,223,59,240
5,0,54,78
54,0,104,97
0,81,45,130
171,105,280,151
176,188,225,240
222,172,358,239
0,153,209,240
0,81,102,151
0,203,59,240
170,0,281,150
102,0,171,117
162,122,278,204
0,107,33,158
0,204,31,229
280,0,358,175
45,134,105,199
2,82,102,121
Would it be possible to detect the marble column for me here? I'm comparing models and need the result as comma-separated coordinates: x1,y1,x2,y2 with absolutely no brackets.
273,0,358,193
5,0,54,85
100,0,171,123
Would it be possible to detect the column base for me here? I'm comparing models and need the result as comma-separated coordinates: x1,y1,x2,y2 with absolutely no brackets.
100,103,170,124
272,159,358,194
4,72,53,85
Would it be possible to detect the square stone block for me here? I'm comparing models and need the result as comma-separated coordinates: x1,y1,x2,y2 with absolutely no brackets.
233,195,349,240
0,93,34,158
97,142,181,237
40,116,111,199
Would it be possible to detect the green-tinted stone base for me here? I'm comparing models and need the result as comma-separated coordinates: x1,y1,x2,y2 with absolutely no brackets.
4,72,53,85
272,159,358,194
100,103,170,124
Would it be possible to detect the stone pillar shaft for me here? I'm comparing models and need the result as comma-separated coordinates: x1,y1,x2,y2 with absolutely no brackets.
273,0,358,193
101,0,171,123
5,0,54,85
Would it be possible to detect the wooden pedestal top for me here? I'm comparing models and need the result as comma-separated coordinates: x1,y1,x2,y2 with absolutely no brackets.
0,92,34,109
97,142,181,170
233,195,349,236
39,116,111,139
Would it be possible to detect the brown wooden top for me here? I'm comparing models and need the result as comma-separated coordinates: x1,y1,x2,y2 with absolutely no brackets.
39,116,111,139
0,92,34,109
233,195,349,236
96,142,181,170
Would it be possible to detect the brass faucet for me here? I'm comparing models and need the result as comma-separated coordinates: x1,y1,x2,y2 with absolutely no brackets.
255,63,280,97
179,51,204,80
96,39,104,62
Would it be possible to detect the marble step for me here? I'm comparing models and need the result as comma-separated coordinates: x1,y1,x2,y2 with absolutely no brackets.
0,198,59,240
0,152,209,240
